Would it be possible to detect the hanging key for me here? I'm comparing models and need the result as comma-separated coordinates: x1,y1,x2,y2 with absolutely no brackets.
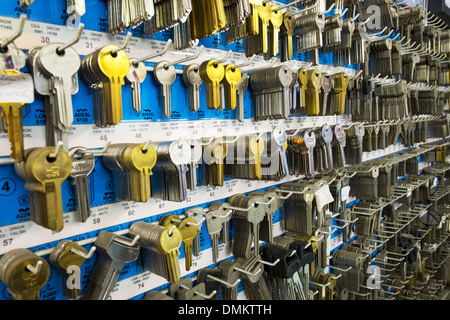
68,147,95,223
306,69,323,116
200,59,225,110
0,70,34,162
49,240,88,299
205,208,224,263
154,61,177,118
15,147,72,232
125,58,147,113
183,63,203,113
222,64,242,111
236,73,249,121
122,142,157,203
83,231,140,300
0,248,50,300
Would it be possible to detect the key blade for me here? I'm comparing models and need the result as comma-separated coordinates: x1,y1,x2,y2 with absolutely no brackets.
2,103,25,162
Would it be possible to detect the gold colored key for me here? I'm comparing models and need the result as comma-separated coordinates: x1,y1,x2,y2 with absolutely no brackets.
210,138,228,187
49,240,87,299
258,2,272,53
122,142,157,203
214,0,227,33
298,67,308,108
248,134,265,179
94,45,130,125
0,248,50,300
221,64,242,111
0,69,34,162
177,218,198,271
159,213,180,228
249,0,263,34
306,69,323,116
315,271,336,300
200,59,225,110
22,147,72,232
332,72,349,115
158,226,182,283
282,12,296,61
270,6,283,57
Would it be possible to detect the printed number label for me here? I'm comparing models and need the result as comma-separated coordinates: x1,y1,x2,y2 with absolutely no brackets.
0,178,16,196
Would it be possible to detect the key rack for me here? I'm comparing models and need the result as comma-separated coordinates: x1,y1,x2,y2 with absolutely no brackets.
0,0,449,302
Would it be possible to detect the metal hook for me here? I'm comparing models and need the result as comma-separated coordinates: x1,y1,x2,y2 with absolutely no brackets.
70,246,97,259
310,280,331,288
212,209,233,220
48,141,64,159
224,202,255,212
380,29,394,39
288,0,319,18
255,196,277,206
234,266,263,277
76,141,111,156
273,0,304,13
0,14,26,50
360,17,371,26
401,39,412,48
142,139,152,152
232,54,256,71
272,191,293,200
311,235,324,242
337,7,348,17
369,26,388,37
321,3,335,15
259,258,280,267
26,260,43,274
167,225,176,236
56,23,84,54
214,50,232,67
132,39,172,66
194,289,217,299
351,13,360,22
179,284,217,299
190,137,215,146
326,265,352,273
242,57,278,73
187,217,205,227
110,32,132,56
288,250,297,257
218,136,239,145
285,59,297,70
351,70,363,79
206,274,241,288
114,234,140,247
318,228,338,235
165,45,204,68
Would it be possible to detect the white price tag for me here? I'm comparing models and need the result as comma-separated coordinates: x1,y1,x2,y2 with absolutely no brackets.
0,73,34,104
315,185,334,211
341,186,351,202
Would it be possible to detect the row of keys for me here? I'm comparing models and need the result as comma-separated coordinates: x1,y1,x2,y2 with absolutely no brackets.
11,114,442,233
